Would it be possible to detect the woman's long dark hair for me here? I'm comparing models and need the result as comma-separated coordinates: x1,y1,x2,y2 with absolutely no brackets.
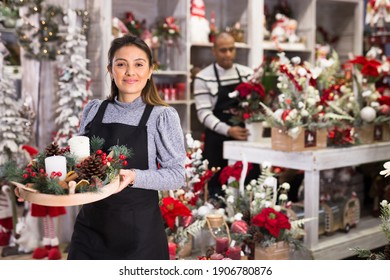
107,35,168,106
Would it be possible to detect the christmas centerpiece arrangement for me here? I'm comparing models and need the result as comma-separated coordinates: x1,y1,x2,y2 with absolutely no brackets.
5,136,132,206
347,47,390,143
260,52,346,151
260,53,327,150
153,15,181,70
219,164,305,260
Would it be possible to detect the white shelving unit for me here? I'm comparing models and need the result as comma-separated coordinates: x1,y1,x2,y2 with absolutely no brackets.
86,0,363,136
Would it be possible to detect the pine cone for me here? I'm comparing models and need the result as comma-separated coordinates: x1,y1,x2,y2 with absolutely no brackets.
45,142,61,156
247,225,263,243
241,209,251,224
77,154,108,182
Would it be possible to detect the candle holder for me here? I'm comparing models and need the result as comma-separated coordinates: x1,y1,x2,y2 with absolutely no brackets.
205,214,231,254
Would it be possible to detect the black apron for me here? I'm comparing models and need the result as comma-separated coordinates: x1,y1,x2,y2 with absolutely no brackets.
203,64,243,196
67,100,168,260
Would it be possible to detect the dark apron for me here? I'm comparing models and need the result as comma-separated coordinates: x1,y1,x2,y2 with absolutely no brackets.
203,64,243,196
67,100,168,260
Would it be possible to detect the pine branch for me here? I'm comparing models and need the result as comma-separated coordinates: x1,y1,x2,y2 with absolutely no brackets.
185,219,206,237
90,136,105,153
108,145,133,159
324,112,354,122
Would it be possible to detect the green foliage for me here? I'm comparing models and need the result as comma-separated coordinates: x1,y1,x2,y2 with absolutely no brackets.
34,176,67,195
2,161,23,182
350,200,390,260
171,219,206,247
90,135,105,153
109,144,133,159
6,139,132,195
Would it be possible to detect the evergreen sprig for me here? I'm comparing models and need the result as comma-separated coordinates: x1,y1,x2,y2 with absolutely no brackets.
33,176,67,195
2,161,23,182
90,135,105,153
108,145,133,159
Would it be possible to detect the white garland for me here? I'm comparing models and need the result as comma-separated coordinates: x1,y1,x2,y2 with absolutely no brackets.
53,9,92,148
0,58,32,165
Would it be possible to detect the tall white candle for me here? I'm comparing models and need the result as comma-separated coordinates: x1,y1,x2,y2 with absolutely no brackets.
68,136,90,162
45,156,67,180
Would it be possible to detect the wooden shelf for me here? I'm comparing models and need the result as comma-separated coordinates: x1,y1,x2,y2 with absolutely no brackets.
263,40,308,52
312,216,386,259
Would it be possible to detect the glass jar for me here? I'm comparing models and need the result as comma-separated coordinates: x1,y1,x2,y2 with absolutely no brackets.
206,214,231,254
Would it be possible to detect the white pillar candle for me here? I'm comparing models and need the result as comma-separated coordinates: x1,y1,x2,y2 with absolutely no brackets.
68,136,90,162
45,155,67,180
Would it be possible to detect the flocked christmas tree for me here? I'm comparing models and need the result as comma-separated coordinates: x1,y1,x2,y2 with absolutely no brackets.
0,40,34,166
53,9,92,147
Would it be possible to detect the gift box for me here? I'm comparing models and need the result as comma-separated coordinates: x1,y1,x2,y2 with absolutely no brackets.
271,128,327,152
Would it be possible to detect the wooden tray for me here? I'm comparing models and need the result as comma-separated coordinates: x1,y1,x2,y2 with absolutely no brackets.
10,177,120,207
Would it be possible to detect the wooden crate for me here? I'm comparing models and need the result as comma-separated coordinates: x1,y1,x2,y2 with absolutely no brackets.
354,125,375,144
271,127,327,152
374,124,390,142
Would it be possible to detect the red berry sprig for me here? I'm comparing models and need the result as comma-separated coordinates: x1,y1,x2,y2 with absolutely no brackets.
95,150,128,167
22,165,47,180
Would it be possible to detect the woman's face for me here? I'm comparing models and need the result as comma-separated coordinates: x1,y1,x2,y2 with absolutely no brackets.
109,45,152,102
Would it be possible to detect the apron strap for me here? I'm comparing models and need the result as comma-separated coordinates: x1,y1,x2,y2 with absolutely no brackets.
84,100,109,135
138,104,154,126
94,100,109,124
213,63,243,87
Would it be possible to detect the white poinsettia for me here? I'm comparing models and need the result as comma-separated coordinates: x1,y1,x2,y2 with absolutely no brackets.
379,161,390,177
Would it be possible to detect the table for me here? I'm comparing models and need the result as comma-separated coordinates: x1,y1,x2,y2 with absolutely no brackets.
223,140,390,259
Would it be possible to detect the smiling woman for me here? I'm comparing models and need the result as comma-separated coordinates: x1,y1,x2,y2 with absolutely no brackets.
109,45,152,103
66,35,186,260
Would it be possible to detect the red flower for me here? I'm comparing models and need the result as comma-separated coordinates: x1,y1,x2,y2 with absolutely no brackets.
235,82,265,99
349,56,382,78
251,208,291,238
361,60,382,77
231,81,266,123
160,197,192,230
219,161,253,185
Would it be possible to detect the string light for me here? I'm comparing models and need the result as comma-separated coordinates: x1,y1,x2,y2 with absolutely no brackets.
14,0,90,60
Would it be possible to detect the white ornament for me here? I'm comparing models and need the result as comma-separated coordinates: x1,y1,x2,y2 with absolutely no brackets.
360,106,377,122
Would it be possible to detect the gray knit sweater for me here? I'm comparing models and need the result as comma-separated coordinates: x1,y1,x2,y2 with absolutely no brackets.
193,63,253,136
78,96,186,191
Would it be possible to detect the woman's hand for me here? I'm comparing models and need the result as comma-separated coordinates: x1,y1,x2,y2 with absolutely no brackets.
117,169,136,193
14,187,25,202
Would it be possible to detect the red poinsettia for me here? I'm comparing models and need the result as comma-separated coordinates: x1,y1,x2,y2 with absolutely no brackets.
160,197,192,230
251,207,291,239
348,56,383,80
230,81,266,124
219,161,253,185
327,127,354,146
235,82,265,99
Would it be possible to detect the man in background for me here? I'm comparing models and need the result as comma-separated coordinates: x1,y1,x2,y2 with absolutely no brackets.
193,32,258,198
